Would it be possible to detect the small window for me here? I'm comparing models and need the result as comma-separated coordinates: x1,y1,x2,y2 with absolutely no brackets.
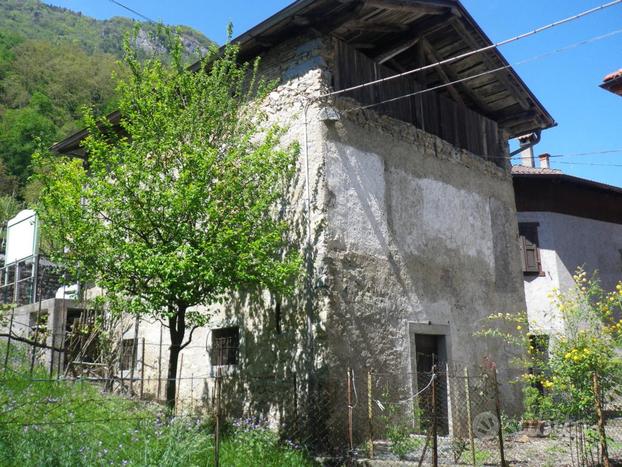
211,327,240,366
519,223,541,274
119,338,137,371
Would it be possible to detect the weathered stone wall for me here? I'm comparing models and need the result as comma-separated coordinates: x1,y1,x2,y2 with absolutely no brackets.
320,98,527,426
518,211,622,337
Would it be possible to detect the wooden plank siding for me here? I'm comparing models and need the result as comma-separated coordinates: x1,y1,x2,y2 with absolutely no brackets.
334,39,503,166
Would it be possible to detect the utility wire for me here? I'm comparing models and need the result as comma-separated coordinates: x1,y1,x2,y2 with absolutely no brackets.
321,0,622,99
107,0,155,23
554,161,622,167
510,149,622,160
341,27,622,115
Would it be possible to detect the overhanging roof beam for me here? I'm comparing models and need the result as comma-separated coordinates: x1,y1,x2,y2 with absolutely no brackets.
420,39,464,104
345,19,409,33
450,18,530,111
365,0,460,16
371,13,452,63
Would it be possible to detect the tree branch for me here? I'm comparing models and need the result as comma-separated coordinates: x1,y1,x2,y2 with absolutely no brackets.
180,325,199,350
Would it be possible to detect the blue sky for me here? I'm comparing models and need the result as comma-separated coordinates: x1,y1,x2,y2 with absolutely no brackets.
44,0,622,186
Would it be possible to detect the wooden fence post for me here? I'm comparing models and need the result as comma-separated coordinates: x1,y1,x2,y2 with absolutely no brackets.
593,372,611,467
464,367,476,466
157,325,163,401
176,354,184,416
129,318,139,395
139,338,145,399
492,365,506,467
367,370,374,459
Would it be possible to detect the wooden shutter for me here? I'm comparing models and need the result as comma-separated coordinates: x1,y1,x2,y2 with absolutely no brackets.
519,223,541,274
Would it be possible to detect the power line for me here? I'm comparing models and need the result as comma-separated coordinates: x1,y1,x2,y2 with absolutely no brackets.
342,26,622,115
321,0,622,99
107,0,155,23
554,161,622,167
549,150,622,158
509,149,622,160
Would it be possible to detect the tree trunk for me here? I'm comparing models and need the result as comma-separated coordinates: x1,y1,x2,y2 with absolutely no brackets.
165,304,186,411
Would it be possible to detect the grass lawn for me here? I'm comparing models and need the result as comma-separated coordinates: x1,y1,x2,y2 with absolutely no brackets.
0,343,316,466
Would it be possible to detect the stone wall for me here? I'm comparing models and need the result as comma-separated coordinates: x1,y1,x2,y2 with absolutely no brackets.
320,96,527,431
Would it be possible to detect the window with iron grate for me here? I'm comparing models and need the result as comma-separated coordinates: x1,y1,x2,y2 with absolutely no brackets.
211,327,240,366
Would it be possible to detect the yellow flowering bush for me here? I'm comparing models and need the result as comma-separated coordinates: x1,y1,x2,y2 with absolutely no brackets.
481,268,622,421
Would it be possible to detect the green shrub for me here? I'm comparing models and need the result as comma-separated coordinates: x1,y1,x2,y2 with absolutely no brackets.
0,342,316,466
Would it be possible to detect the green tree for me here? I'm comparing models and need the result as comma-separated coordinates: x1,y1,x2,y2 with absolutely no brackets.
34,30,300,408
0,93,58,184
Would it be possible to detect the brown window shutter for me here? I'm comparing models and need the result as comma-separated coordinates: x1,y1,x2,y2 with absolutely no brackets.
519,223,541,274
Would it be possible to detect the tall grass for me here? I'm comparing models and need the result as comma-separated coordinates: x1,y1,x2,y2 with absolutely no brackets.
0,342,316,466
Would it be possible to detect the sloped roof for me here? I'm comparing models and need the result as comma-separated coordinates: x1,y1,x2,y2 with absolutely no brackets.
53,0,554,154
601,68,622,96
513,166,622,224
212,0,553,135
511,165,562,175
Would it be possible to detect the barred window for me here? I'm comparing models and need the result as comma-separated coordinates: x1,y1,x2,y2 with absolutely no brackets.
211,327,239,366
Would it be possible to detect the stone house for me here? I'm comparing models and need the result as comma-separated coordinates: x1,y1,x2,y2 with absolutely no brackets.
513,153,622,339
21,0,557,442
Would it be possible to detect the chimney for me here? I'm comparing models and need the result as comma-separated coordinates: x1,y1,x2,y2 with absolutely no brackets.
518,134,537,168
539,153,551,169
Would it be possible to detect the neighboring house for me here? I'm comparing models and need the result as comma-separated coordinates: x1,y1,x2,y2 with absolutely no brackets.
601,69,622,96
23,0,556,438
513,154,622,338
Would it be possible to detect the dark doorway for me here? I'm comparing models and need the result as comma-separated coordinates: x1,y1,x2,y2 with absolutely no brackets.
414,333,449,434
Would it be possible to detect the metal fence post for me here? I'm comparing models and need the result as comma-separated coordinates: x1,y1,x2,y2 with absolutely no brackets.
492,365,506,467
48,332,54,379
3,308,14,375
593,372,611,467
214,365,222,467
347,367,354,453
432,365,438,467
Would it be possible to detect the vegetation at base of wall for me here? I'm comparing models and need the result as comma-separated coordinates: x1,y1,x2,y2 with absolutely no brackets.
480,267,622,422
0,342,316,467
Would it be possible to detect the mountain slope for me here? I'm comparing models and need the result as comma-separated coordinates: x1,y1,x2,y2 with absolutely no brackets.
0,0,214,59
0,0,214,193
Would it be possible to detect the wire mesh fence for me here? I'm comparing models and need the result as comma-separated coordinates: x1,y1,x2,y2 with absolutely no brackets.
3,330,622,466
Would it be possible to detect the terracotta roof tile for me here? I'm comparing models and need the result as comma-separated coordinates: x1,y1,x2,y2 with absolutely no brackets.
604,69,622,82
511,165,562,175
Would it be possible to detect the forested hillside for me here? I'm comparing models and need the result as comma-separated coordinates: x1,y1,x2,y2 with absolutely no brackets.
0,0,213,206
